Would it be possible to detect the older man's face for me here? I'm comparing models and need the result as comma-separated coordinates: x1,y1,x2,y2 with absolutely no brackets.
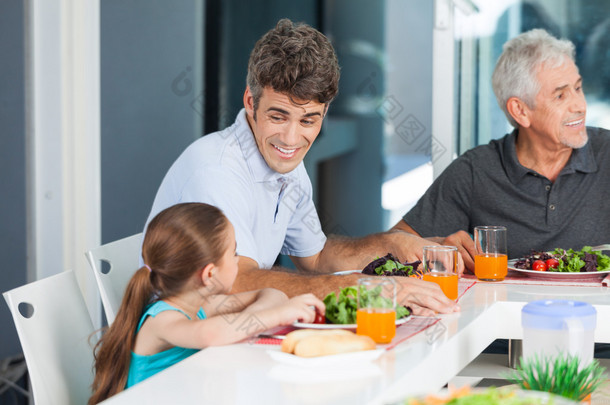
529,59,587,148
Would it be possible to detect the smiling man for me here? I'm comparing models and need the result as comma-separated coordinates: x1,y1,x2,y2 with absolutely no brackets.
244,87,323,175
144,19,458,316
393,29,610,271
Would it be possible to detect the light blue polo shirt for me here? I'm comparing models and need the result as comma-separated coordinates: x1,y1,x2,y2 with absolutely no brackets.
144,109,326,268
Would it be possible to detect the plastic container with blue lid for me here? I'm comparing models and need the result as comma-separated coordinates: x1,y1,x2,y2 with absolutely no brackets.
522,300,596,365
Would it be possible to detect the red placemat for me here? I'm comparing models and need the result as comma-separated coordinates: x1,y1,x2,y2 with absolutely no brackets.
383,316,442,350
381,279,476,350
255,337,284,345
251,315,443,348
250,325,296,345
250,280,477,347
457,279,477,300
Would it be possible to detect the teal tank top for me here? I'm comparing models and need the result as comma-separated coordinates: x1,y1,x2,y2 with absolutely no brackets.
126,300,206,388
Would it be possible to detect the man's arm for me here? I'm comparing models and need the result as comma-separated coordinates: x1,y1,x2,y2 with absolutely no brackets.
232,256,458,316
391,219,475,273
231,255,362,299
292,230,441,274
293,228,469,276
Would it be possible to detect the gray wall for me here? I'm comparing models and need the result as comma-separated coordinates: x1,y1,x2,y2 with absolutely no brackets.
100,0,204,244
0,0,27,360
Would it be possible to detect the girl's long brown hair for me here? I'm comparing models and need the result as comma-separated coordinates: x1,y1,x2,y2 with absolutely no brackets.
88,203,230,404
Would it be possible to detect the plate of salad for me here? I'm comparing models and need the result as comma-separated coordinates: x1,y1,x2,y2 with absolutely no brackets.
361,253,422,277
333,253,422,277
508,246,610,281
293,285,411,329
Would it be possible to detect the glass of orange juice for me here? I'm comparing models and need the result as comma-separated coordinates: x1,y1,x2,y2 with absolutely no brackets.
356,278,396,344
474,226,508,281
422,246,459,300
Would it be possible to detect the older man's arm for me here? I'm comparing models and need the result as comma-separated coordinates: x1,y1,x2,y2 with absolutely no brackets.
391,219,476,273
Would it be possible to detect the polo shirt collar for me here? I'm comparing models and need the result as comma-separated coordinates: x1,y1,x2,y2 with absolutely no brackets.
503,130,529,182
233,109,299,184
504,128,598,182
561,132,598,175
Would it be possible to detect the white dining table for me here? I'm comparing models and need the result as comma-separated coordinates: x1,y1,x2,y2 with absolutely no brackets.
100,280,610,405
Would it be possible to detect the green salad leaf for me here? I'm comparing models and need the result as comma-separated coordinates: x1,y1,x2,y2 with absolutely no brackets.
552,248,586,272
582,246,610,271
550,246,610,272
323,287,358,324
362,253,421,277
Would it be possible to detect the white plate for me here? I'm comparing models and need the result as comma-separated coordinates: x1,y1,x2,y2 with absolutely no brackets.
332,270,361,275
508,259,610,281
267,348,385,367
293,315,411,330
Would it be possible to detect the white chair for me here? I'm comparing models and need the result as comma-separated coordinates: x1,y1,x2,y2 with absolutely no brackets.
85,233,142,324
3,270,96,405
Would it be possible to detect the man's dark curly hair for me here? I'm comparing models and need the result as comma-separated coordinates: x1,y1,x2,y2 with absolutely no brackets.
246,18,340,114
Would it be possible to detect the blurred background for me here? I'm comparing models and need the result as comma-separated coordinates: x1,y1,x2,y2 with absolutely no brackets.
2,0,610,402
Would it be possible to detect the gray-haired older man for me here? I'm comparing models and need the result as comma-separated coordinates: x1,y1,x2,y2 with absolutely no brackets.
394,28,610,272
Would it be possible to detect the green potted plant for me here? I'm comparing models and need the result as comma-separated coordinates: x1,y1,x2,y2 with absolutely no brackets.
506,353,606,403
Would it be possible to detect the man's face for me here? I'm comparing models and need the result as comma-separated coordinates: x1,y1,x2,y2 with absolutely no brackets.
244,87,326,174
528,59,587,149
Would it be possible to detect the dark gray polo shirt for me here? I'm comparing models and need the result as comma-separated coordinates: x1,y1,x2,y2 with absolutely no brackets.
403,127,610,259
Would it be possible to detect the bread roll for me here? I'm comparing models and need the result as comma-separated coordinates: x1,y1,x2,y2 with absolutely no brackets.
281,329,352,354
281,329,376,357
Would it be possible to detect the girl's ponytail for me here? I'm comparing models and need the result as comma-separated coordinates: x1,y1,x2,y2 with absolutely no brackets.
88,266,154,404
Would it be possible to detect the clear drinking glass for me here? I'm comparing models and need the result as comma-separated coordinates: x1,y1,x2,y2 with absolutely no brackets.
422,245,458,300
356,277,396,344
474,225,508,281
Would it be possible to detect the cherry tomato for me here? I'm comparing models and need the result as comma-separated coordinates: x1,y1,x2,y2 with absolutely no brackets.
545,258,560,269
532,260,547,271
313,312,326,324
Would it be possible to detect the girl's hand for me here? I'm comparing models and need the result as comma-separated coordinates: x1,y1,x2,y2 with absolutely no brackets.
278,293,325,325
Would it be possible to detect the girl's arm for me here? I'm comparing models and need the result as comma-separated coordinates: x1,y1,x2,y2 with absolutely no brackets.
242,288,290,313
144,293,324,350
202,288,288,318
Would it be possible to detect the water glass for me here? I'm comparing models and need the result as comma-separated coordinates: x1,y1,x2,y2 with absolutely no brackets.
422,245,458,300
356,278,396,344
474,226,508,281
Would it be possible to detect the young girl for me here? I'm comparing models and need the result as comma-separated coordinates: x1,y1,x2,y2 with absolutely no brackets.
89,203,324,404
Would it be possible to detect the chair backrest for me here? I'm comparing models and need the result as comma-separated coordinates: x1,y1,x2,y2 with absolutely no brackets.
85,233,142,324
3,270,96,405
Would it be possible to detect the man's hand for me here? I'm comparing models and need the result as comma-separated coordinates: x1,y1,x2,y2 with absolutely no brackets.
388,230,466,276
441,231,475,273
390,221,468,275
386,229,437,264
394,277,460,316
